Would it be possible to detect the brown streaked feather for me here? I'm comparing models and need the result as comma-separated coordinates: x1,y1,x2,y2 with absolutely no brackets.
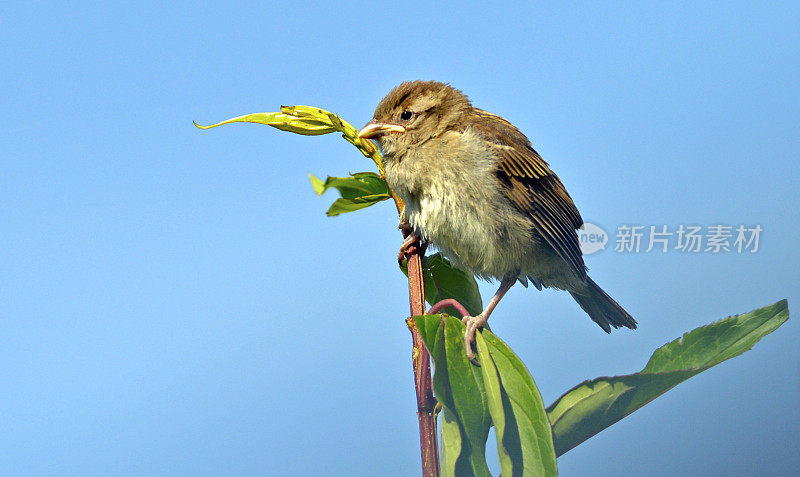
466,109,586,279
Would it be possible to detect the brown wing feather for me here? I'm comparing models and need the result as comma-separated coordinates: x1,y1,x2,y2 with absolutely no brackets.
466,109,587,279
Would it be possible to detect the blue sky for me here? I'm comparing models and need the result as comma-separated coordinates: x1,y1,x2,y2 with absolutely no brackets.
2,2,798,475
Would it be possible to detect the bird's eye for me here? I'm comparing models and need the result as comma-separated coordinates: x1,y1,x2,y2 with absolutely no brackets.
400,110,413,121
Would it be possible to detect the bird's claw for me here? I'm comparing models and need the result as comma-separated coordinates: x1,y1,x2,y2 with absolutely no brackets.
462,314,488,366
398,228,427,265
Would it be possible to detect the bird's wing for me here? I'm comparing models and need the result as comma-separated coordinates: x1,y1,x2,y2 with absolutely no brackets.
466,108,586,279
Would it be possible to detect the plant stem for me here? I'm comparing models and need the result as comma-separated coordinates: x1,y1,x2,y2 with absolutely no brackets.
362,135,439,475
404,230,440,477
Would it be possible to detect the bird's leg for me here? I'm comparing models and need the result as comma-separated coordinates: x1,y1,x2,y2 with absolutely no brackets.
398,224,428,265
462,273,518,363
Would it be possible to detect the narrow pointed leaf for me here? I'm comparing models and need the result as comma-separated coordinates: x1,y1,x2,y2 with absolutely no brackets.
641,299,788,373
194,112,336,135
196,105,386,172
547,299,789,456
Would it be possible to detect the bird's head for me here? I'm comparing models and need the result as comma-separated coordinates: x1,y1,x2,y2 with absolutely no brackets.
358,81,471,157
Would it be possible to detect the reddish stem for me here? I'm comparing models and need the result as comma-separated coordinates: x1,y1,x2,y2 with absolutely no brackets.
427,299,471,318
404,230,441,477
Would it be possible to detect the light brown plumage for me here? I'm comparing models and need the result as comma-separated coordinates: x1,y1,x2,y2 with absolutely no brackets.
359,80,636,357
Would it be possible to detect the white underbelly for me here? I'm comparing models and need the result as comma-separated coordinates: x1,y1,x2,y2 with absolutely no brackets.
405,191,526,280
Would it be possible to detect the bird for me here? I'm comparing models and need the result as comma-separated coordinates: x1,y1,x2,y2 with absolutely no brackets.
358,80,636,360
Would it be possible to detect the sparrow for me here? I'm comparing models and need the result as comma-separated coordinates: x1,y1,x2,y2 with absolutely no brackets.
358,80,636,360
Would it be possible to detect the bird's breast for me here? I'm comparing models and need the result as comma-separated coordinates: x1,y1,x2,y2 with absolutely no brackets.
383,130,535,279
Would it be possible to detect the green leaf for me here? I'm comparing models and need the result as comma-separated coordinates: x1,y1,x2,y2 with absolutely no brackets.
280,104,334,122
641,300,789,373
415,314,492,477
547,299,789,457
416,315,557,476
401,253,483,317
324,195,391,216
194,106,363,140
194,112,336,135
308,172,391,216
476,334,514,474
441,408,464,477
196,104,386,173
424,254,483,317
309,172,389,198
479,332,557,476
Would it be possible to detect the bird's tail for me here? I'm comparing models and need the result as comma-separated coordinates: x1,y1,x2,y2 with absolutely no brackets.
569,277,637,333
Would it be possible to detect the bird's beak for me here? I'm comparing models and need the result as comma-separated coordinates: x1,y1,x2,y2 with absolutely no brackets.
357,122,406,139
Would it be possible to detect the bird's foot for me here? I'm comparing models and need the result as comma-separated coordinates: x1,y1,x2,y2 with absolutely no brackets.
462,313,489,365
426,300,486,365
398,226,427,265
